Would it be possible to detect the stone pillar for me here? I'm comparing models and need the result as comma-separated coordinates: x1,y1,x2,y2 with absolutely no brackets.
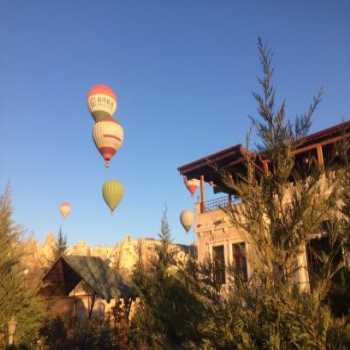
297,244,310,292
225,240,231,285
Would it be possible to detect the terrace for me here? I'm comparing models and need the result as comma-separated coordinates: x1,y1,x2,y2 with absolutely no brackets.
203,196,230,212
178,120,350,216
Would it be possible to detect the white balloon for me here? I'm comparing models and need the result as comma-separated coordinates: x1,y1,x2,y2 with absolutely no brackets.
180,210,194,233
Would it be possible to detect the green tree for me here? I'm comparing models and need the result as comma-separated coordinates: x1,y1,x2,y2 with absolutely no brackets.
203,38,349,349
131,210,206,349
224,37,326,287
0,187,44,348
54,226,67,260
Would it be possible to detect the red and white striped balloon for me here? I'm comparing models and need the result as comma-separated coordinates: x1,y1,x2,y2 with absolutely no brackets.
184,178,200,196
93,116,124,167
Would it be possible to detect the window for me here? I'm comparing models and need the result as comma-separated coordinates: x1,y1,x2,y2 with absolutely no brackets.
213,245,225,286
232,242,248,283
306,234,343,291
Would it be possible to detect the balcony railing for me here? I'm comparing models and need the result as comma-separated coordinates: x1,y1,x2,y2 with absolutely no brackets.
203,196,230,212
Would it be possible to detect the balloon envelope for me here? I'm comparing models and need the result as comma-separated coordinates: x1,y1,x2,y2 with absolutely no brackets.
93,116,124,167
59,202,71,219
180,209,194,232
184,178,200,196
87,84,117,122
102,180,124,212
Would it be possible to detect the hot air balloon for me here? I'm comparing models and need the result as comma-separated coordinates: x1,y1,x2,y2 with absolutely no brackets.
180,209,194,232
87,84,117,122
59,202,71,219
93,116,124,167
102,180,124,212
184,177,200,196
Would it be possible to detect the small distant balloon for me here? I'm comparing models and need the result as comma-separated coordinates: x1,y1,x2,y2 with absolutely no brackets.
184,178,200,196
59,202,71,219
93,116,124,167
102,180,124,212
87,84,117,122
180,209,194,233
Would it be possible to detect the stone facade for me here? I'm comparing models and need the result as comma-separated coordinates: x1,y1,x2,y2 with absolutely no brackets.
195,199,310,290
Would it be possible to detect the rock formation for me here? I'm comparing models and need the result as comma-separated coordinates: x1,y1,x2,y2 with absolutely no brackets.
21,232,191,278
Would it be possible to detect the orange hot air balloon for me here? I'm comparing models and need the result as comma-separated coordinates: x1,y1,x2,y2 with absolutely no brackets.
184,177,200,196
93,116,124,167
87,84,117,122
59,202,71,219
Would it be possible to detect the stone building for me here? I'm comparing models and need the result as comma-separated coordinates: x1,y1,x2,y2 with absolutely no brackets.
178,120,350,290
40,255,134,320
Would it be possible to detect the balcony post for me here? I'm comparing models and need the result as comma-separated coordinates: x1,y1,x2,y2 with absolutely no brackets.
316,144,324,168
200,175,205,213
262,160,269,176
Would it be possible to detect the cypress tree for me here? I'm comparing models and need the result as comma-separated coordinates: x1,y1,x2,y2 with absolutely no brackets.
0,187,44,347
55,226,67,259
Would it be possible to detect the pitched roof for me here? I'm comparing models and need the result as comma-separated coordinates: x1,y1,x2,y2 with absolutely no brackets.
177,120,350,182
41,255,135,302
177,144,249,182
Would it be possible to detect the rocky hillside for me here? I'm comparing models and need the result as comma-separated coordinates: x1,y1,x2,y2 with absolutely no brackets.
21,233,192,278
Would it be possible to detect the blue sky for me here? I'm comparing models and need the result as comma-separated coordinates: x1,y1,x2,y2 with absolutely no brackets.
1,1,349,245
